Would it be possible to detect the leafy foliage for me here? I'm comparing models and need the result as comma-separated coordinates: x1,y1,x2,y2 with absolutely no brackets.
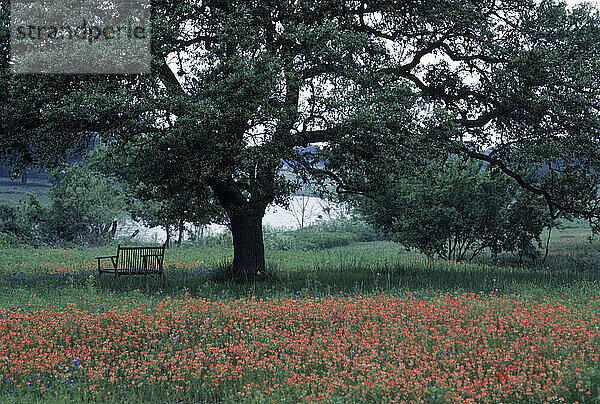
46,163,124,246
263,218,384,251
1,0,600,277
0,163,124,246
357,158,553,262
0,194,50,246
89,146,226,246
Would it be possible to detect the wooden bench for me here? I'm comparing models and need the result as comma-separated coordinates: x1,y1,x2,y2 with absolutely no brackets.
97,244,166,277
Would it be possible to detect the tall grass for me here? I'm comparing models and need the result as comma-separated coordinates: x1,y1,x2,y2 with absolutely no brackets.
1,237,599,311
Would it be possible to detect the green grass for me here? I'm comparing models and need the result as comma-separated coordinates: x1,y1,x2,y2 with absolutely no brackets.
1,226,600,402
1,226,600,312
0,177,51,207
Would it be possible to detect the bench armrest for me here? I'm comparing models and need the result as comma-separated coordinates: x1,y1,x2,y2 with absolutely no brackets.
97,255,117,271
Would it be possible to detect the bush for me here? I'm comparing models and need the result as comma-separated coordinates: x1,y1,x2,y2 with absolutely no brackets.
182,218,383,251
0,231,17,247
47,163,124,246
0,196,49,246
263,218,383,251
0,162,125,247
263,226,296,250
203,231,233,248
314,218,384,242
356,158,553,262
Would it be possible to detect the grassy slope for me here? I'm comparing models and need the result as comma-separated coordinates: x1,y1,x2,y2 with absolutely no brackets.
0,177,51,207
1,225,599,311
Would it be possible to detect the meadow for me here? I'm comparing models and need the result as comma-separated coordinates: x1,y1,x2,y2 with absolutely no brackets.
0,228,600,403
0,177,50,208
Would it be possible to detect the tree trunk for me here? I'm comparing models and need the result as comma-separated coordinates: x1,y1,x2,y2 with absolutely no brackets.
164,224,170,248
230,214,265,281
543,225,552,263
176,219,184,245
208,178,270,282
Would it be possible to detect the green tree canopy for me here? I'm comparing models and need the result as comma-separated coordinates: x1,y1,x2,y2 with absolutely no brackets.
1,0,600,279
47,162,125,246
355,157,553,262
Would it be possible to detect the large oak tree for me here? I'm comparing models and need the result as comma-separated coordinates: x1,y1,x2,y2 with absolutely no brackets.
1,0,600,279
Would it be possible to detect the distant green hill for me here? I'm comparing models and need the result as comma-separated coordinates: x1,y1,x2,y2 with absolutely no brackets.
0,176,51,207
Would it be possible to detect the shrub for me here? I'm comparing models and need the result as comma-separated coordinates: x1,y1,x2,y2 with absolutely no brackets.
203,231,233,248
47,163,124,246
0,231,17,247
314,218,384,242
356,158,553,262
263,218,383,251
186,218,383,251
0,196,49,246
263,226,296,250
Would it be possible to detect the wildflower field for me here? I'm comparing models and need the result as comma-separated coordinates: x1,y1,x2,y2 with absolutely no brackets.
1,239,600,403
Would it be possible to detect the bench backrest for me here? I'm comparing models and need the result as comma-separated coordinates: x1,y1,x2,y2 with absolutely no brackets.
115,244,166,273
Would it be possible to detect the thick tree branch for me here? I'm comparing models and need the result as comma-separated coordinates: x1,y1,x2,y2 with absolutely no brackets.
286,128,339,147
158,60,188,99
290,156,379,203
207,178,250,214
439,43,509,64
459,146,600,220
